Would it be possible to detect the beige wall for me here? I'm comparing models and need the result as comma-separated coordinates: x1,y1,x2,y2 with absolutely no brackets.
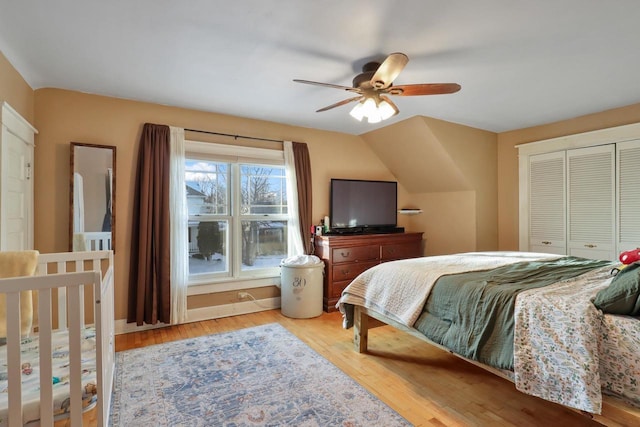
32,88,402,321
407,191,477,255
497,103,640,250
363,116,498,254
0,50,34,123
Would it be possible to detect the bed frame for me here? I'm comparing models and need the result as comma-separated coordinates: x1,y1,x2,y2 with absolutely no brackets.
0,250,115,427
352,305,640,427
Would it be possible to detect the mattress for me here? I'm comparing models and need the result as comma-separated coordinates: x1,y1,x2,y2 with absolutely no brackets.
0,327,98,426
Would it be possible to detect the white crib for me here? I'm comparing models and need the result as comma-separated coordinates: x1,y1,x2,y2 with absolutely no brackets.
72,232,112,252
0,250,114,427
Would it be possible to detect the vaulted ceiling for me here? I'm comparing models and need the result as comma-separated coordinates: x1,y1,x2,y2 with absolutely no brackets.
2,1,640,135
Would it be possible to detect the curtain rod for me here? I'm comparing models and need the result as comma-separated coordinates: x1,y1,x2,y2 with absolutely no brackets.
184,128,285,143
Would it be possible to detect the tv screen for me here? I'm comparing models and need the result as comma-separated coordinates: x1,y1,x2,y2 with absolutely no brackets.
330,179,397,231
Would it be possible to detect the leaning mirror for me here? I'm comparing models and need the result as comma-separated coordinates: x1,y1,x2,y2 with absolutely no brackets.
69,142,116,253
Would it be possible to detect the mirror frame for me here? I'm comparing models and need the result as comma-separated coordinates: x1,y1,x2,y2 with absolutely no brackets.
69,142,116,253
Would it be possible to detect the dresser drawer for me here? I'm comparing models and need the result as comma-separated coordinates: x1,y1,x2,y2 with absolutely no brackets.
382,242,421,261
331,245,379,263
331,260,378,282
330,279,353,299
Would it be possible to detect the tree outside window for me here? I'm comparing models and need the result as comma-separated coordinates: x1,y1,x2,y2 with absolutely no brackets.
185,158,288,279
240,164,288,270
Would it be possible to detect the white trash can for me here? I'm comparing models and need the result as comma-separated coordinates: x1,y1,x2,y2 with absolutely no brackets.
280,255,324,318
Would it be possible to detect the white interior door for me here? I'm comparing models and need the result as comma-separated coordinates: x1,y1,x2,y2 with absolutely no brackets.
1,126,32,250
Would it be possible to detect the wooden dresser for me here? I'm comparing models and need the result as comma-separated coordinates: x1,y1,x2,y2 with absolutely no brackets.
314,232,423,312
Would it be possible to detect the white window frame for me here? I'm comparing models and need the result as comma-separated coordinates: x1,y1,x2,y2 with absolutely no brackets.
184,140,288,293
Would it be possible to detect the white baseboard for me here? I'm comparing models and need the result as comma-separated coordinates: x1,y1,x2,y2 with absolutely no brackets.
186,297,281,323
114,297,281,335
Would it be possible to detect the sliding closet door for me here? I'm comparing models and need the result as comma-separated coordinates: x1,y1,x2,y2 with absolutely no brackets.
566,145,615,260
528,151,566,255
617,139,640,253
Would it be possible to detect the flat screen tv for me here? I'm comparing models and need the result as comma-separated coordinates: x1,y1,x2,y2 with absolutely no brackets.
329,179,398,233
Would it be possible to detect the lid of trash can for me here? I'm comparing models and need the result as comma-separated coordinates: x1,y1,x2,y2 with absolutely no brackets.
280,254,323,266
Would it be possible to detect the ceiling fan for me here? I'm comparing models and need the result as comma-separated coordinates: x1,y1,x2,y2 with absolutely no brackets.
293,52,461,123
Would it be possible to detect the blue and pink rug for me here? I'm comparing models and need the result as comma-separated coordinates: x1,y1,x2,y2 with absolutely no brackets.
110,323,411,426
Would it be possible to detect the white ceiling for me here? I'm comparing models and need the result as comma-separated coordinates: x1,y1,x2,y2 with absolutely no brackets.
2,1,640,135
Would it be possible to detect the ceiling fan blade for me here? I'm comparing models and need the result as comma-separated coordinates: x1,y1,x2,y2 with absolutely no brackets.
370,52,409,89
293,79,361,93
316,96,363,112
388,83,461,96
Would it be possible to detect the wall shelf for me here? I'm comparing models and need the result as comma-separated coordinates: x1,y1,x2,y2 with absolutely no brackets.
398,209,423,215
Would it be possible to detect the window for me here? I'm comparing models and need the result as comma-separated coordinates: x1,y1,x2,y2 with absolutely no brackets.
184,141,289,285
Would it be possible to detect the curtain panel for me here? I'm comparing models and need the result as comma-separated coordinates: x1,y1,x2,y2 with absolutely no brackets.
169,126,188,324
128,123,172,325
284,142,304,256
292,142,313,254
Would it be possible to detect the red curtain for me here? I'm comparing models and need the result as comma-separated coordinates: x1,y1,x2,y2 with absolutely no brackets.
292,142,313,254
127,123,171,325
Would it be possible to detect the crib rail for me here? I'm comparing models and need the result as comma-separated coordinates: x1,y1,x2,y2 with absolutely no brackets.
35,250,113,331
96,261,115,426
0,250,114,427
72,232,112,252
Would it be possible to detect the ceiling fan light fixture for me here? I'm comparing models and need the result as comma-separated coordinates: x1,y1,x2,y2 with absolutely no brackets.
367,113,382,124
378,99,398,120
349,96,394,123
349,102,365,121
362,97,378,116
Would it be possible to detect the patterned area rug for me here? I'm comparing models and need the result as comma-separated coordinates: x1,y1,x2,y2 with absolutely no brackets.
110,323,411,426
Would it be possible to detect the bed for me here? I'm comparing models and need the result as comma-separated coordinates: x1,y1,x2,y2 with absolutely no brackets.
0,250,115,427
337,251,640,425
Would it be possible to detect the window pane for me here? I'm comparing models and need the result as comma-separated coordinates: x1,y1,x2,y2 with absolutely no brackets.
185,160,229,215
240,165,287,215
241,220,287,271
188,220,228,275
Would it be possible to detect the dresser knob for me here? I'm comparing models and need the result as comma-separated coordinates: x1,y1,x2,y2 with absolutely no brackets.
340,251,350,258
341,269,350,276
541,241,551,245
584,244,597,248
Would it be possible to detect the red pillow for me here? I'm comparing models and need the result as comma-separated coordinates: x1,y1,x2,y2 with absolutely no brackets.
620,249,640,265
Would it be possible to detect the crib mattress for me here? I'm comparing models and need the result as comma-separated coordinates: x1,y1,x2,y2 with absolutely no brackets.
0,327,98,425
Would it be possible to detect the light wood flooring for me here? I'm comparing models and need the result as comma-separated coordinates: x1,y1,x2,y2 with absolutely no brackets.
115,309,631,426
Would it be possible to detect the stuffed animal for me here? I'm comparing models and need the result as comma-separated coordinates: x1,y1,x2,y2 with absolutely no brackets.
619,248,640,264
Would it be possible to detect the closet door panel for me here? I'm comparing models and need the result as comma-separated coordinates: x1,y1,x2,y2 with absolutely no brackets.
528,151,566,254
617,139,640,253
567,145,615,260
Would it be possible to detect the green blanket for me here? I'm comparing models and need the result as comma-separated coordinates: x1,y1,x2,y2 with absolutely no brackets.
413,256,612,370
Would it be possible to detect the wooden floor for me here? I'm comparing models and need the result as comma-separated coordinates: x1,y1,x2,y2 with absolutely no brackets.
115,309,624,426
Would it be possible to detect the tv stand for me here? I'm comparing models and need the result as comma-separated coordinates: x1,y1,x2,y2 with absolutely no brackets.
325,226,404,236
314,232,423,312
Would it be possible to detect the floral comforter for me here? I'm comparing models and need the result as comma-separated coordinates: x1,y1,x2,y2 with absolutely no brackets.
0,327,98,426
514,265,640,414
600,314,640,408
